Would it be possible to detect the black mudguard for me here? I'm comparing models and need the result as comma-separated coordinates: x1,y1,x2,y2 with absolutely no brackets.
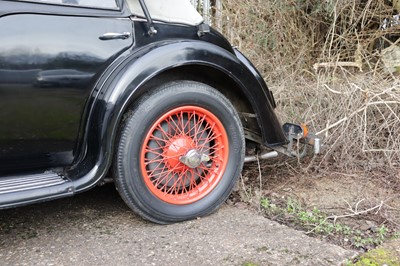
68,40,286,191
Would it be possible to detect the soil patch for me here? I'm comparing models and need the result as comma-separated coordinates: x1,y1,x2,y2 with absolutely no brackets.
231,158,400,252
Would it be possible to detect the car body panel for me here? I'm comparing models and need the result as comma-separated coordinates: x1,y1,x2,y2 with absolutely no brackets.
0,12,133,174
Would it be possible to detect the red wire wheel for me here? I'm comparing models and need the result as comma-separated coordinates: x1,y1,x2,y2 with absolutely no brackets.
114,81,245,223
140,106,229,205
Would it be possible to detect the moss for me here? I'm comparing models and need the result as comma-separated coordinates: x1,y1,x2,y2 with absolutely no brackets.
256,246,269,252
351,248,400,266
243,262,259,266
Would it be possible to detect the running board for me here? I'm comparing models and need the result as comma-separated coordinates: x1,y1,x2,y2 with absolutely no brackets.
0,172,74,209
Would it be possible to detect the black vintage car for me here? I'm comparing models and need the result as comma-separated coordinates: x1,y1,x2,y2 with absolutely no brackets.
0,0,319,223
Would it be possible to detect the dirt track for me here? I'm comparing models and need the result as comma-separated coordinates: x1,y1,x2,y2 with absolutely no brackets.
0,185,356,266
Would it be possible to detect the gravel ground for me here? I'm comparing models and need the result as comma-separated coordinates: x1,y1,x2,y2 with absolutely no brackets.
0,185,356,266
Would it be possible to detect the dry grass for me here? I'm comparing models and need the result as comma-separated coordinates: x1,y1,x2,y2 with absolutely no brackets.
215,0,321,81
213,0,400,175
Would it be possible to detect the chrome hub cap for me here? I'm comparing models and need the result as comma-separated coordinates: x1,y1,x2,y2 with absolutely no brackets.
180,149,210,169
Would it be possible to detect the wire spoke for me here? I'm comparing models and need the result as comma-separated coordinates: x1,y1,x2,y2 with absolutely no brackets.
141,106,228,204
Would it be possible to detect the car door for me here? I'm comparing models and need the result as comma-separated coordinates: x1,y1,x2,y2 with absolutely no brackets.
0,0,133,174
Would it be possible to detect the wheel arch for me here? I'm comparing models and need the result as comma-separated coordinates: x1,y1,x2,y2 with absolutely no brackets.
133,65,260,135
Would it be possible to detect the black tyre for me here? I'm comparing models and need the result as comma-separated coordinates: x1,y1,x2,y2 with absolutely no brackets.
113,81,245,224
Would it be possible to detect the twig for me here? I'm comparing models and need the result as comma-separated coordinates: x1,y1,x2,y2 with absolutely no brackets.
317,117,348,136
256,155,262,212
313,62,363,72
316,100,400,135
239,174,250,200
323,84,350,95
306,200,385,234
328,201,384,223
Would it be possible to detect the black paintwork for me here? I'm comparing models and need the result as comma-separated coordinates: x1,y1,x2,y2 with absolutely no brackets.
0,12,133,174
0,0,286,207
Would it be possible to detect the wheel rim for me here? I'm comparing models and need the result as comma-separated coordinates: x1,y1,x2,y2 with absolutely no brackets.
140,106,229,205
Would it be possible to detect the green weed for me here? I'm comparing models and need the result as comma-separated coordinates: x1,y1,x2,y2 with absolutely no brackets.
260,197,393,250
243,262,259,266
